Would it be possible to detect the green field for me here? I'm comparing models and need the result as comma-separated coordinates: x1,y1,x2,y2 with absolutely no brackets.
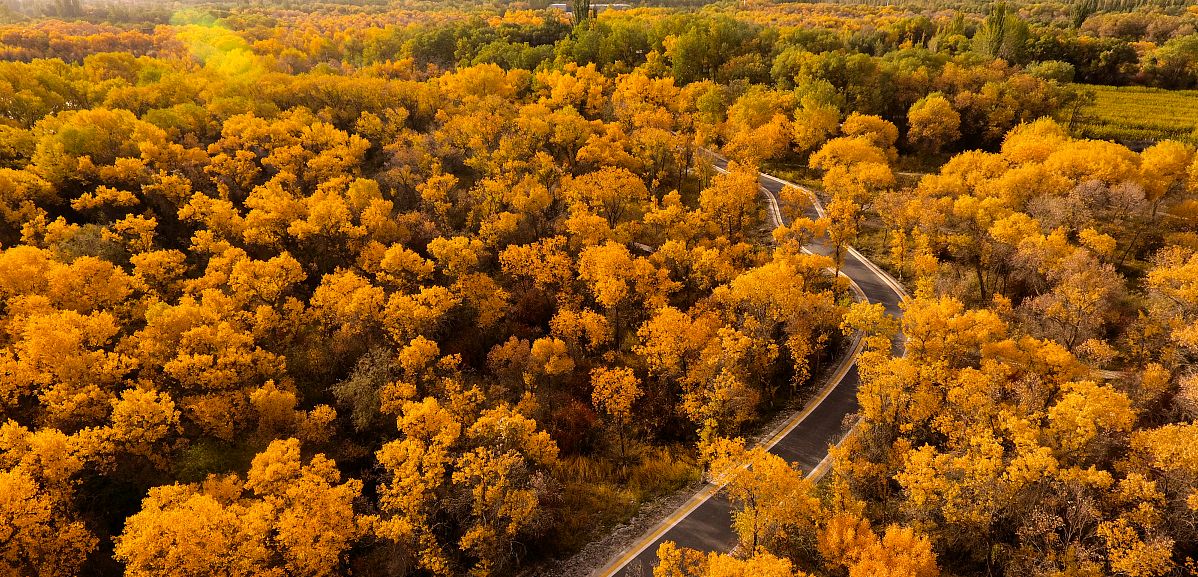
1069,84,1198,146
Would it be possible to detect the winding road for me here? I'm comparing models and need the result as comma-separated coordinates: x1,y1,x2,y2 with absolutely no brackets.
591,155,909,577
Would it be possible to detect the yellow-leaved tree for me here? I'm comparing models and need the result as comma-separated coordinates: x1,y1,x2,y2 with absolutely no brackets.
591,366,642,459
115,439,367,577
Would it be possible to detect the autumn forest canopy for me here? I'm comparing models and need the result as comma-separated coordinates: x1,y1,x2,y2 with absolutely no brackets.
1,0,1197,576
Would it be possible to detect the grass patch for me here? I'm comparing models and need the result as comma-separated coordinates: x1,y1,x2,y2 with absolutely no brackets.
1069,84,1198,146
547,443,701,553
760,161,823,190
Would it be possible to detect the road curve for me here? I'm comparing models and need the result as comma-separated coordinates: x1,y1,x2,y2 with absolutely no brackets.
592,156,909,577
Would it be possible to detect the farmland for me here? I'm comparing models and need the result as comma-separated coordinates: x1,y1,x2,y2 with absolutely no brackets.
1070,83,1198,146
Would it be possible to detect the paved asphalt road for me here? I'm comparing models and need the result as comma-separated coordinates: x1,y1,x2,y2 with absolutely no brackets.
593,157,908,577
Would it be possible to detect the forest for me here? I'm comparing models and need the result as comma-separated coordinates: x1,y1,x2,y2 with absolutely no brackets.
0,0,1196,576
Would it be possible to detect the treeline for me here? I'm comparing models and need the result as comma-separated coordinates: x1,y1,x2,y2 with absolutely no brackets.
0,8,1085,154
3,1,1198,90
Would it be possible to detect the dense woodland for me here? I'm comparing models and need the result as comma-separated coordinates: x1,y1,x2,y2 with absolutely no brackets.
0,1,1197,577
